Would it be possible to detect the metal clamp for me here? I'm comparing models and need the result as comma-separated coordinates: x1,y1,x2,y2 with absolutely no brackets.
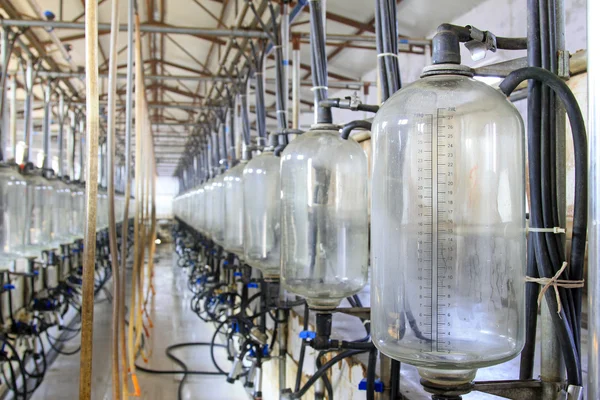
465,25,498,61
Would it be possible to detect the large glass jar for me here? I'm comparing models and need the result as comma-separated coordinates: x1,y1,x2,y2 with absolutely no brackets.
243,151,281,277
17,174,56,256
203,180,214,238
0,166,27,265
70,184,86,240
194,186,205,233
50,179,76,246
223,162,246,256
211,175,226,245
370,65,526,387
280,125,369,309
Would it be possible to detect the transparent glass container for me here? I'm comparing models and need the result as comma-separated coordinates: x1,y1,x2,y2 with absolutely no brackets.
243,151,281,277
211,175,225,245
50,179,76,246
0,167,27,265
203,180,214,238
70,184,85,240
17,174,56,256
194,187,205,232
280,125,369,309
370,67,526,386
96,191,109,231
223,162,246,256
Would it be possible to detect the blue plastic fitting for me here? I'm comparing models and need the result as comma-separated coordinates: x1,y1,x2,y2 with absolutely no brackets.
358,379,384,393
299,331,316,340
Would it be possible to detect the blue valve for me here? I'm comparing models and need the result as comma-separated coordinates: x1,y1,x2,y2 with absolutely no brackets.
3,284,15,290
247,283,259,289
262,345,269,356
223,260,229,265
231,322,239,332
233,272,242,277
299,331,316,340
33,270,39,276
358,379,384,393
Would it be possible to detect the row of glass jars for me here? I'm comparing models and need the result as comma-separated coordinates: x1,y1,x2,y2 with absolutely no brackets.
0,165,131,267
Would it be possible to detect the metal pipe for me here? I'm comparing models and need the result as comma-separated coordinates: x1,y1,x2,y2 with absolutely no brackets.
9,74,16,160
282,2,290,128
79,115,85,180
22,58,34,164
106,0,122,396
57,93,66,177
0,19,268,38
119,1,134,394
78,0,101,395
31,69,371,88
292,43,300,130
42,80,52,170
68,110,76,178
588,0,600,397
0,27,8,161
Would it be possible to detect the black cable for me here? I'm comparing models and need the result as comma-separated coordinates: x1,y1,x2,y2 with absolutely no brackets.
366,347,378,400
340,120,372,140
290,349,366,399
294,303,310,392
500,66,587,386
135,342,227,400
520,233,539,379
390,359,401,400
316,351,334,400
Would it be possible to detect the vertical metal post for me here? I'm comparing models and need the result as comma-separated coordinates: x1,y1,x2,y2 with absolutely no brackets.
78,0,101,394
278,309,288,400
57,93,65,177
9,74,16,160
379,354,392,400
79,115,85,181
0,27,9,161
588,0,600,398
42,80,52,170
22,58,34,164
291,39,300,130
69,109,76,179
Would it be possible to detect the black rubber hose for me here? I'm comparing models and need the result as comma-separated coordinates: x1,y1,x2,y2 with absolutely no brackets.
294,303,310,392
500,66,587,386
366,347,378,400
340,120,372,140
308,0,332,124
316,351,334,400
437,23,527,49
290,350,366,399
390,359,401,400
520,233,539,380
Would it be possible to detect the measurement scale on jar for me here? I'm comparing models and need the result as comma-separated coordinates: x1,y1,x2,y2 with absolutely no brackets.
415,107,457,353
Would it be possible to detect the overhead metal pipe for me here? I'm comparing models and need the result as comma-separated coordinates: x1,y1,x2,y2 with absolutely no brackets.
0,19,269,38
32,70,372,88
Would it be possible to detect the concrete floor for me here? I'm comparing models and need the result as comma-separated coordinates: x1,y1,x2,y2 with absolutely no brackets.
32,244,248,400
